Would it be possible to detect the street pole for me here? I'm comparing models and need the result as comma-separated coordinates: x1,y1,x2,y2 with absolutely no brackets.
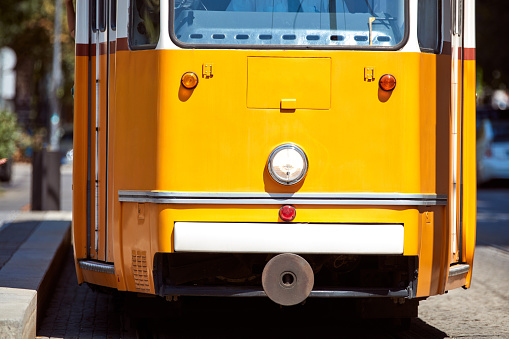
32,0,62,211
49,0,63,151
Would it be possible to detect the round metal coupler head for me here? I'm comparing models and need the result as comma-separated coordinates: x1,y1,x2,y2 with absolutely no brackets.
267,144,308,185
262,253,314,306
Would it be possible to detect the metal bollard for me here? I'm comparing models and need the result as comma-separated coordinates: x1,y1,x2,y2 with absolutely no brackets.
31,149,61,211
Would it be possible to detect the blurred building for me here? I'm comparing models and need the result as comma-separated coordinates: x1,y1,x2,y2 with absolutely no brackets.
0,47,16,113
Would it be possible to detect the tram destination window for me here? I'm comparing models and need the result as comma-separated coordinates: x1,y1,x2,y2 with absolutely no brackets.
417,0,441,53
130,0,160,49
171,0,406,49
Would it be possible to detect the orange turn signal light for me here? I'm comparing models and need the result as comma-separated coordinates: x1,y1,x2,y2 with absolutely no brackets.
379,74,396,91
181,72,198,89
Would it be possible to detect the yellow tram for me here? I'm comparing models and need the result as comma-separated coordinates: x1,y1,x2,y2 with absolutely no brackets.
72,0,476,315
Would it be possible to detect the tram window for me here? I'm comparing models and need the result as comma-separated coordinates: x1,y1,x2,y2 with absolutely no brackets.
130,0,160,49
99,0,107,32
172,0,406,49
91,0,97,32
418,0,441,53
111,0,117,30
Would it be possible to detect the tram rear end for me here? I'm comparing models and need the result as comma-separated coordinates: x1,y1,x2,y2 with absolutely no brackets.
72,0,476,317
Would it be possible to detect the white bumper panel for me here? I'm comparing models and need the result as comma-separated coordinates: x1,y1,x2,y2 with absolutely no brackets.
174,222,404,254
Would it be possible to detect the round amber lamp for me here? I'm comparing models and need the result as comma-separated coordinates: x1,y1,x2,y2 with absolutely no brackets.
379,74,396,91
181,72,199,89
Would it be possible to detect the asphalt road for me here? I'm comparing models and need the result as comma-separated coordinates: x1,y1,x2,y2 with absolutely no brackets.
475,185,509,252
0,163,32,227
0,163,72,228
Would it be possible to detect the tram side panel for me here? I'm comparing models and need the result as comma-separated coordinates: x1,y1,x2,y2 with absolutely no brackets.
461,0,477,290
73,0,91,285
73,43,89,285
113,47,161,292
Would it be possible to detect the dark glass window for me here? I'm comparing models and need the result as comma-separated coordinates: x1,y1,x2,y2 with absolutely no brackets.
111,0,117,30
99,0,107,32
91,1,97,32
172,0,406,49
418,0,441,53
130,0,160,49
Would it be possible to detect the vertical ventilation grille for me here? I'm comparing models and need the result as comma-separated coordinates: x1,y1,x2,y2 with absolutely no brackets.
132,250,150,292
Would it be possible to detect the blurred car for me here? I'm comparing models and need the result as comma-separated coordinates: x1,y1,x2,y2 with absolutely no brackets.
59,124,73,164
476,109,509,185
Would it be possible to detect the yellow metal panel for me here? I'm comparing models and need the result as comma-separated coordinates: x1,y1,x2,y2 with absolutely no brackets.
113,52,159,189
280,99,297,110
247,57,331,109
107,47,117,263
147,205,422,255
72,55,89,284
117,201,426,295
416,207,449,297
462,59,477,288
152,50,446,195
121,201,154,294
98,53,108,262
74,46,461,298
118,202,454,295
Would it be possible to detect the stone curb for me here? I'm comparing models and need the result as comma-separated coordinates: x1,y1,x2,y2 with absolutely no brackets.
0,211,72,339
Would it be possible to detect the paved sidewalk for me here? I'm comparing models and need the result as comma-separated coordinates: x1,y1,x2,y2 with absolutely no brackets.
0,211,72,339
420,245,509,338
37,249,131,339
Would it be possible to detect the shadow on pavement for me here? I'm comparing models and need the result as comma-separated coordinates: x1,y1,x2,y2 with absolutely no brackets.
0,221,39,270
128,296,449,339
38,251,449,339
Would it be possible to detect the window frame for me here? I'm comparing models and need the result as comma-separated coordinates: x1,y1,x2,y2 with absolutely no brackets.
168,0,410,51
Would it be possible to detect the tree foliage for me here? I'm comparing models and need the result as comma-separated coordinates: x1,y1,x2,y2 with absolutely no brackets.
0,1,506,107
0,110,20,159
476,1,509,91
0,0,75,129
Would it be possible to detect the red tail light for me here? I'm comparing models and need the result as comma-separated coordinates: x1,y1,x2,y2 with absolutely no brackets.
279,205,296,222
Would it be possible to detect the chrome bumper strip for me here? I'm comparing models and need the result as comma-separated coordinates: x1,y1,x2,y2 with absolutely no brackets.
448,264,470,277
118,191,447,206
161,286,410,298
79,260,115,274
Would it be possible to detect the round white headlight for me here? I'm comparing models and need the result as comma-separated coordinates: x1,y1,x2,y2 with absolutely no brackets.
268,144,308,185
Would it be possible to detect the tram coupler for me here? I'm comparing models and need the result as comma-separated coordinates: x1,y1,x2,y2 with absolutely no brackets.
261,253,314,306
